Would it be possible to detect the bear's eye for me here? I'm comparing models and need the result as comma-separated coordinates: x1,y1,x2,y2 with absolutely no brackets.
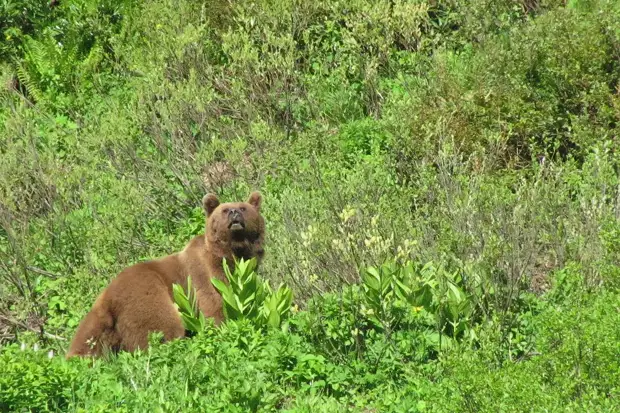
222,208,229,214
240,207,246,212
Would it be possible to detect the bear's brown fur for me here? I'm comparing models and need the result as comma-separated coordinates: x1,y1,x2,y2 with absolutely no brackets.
66,192,265,358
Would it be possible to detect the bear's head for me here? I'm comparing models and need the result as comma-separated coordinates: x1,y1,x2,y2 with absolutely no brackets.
202,192,265,261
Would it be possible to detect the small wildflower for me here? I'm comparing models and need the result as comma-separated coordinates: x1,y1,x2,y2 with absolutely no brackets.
301,224,318,247
291,304,299,314
20,342,26,351
339,206,356,223
33,343,39,352
371,215,379,227
48,350,54,359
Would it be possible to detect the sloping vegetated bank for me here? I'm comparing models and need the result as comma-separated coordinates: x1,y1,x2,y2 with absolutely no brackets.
1,263,619,411
1,0,619,411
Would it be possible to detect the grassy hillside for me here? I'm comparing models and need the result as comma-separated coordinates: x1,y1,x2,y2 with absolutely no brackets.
1,0,619,411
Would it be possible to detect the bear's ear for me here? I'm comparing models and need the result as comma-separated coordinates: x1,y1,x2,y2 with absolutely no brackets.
202,194,220,217
247,191,262,212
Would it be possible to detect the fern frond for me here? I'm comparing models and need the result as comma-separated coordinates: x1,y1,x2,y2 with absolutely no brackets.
23,36,54,77
81,43,105,72
15,63,44,103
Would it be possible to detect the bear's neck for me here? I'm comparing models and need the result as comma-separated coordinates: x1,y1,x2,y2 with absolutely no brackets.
204,234,253,269
205,238,232,259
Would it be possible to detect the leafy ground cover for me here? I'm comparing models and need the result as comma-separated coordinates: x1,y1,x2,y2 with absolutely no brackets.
1,0,619,411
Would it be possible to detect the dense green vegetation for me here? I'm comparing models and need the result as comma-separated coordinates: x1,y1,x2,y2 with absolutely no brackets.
1,0,619,411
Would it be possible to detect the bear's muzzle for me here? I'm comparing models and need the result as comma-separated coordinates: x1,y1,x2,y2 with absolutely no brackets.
228,209,245,231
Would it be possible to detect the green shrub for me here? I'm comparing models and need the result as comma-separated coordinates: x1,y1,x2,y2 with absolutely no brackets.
363,260,475,344
172,276,208,334
212,257,294,329
0,345,77,412
172,258,294,332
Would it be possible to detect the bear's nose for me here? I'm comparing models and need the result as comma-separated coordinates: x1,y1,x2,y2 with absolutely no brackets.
228,208,245,230
229,208,242,220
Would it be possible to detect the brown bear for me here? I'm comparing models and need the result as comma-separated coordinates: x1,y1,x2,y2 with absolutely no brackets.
66,192,265,358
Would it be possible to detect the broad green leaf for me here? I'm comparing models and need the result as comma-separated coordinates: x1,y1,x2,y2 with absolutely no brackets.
211,278,229,294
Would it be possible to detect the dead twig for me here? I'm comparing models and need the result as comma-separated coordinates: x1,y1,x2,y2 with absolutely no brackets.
26,266,61,279
0,313,66,341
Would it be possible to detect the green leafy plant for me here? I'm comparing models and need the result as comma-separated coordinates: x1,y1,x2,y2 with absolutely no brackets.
361,260,406,332
172,276,207,334
212,257,294,329
362,260,475,346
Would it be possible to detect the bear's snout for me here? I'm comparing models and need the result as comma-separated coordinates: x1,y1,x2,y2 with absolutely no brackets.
228,208,245,230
